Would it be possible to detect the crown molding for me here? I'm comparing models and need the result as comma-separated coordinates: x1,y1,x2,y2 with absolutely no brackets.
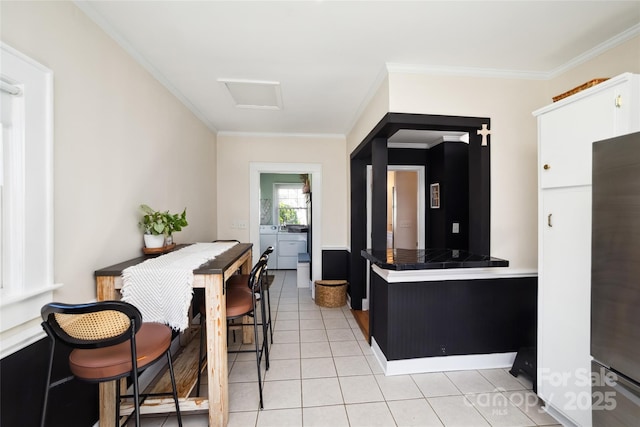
217,130,345,139
386,63,548,80
547,23,640,78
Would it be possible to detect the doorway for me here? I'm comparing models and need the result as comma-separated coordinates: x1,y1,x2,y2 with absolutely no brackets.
363,165,425,309
249,163,322,284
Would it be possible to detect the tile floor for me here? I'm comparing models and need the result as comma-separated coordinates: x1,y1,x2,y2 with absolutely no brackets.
138,270,561,427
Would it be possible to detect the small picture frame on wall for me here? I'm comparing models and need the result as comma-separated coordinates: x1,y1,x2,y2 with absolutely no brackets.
430,183,440,209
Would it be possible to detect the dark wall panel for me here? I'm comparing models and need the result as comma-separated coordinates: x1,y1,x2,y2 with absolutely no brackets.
1,338,99,427
322,250,350,280
370,275,537,361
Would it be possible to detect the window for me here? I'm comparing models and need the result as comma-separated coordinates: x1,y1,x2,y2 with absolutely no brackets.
275,184,308,226
0,43,57,357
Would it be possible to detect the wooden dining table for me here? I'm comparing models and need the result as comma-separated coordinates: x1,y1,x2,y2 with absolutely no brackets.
94,242,253,427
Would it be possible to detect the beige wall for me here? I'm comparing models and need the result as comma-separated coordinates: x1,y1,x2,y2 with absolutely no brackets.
387,74,546,269
1,1,217,305
216,133,347,247
347,76,390,155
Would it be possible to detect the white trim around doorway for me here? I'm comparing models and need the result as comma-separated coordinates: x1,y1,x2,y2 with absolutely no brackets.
249,163,323,286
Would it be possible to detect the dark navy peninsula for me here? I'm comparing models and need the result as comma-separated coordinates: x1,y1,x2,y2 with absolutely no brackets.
363,248,536,375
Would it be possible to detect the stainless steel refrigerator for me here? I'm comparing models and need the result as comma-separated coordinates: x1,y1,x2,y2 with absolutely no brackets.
591,131,640,427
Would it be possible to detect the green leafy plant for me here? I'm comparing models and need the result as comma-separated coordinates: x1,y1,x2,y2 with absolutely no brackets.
139,204,188,236
279,202,299,225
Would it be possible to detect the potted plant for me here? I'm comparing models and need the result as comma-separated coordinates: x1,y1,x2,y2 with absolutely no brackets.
163,208,188,245
139,204,188,248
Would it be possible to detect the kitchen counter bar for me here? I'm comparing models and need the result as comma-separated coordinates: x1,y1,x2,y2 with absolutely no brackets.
361,248,508,270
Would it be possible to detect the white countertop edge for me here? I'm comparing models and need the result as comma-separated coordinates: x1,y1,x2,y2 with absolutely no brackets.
371,265,538,283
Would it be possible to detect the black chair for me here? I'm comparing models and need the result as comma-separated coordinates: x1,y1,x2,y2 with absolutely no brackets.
40,301,182,427
227,246,275,344
196,256,270,408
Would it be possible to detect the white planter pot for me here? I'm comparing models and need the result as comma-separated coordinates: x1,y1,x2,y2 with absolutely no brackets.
144,234,165,248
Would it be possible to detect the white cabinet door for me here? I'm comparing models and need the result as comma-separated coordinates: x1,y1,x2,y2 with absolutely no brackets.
538,186,592,427
539,84,618,189
538,74,639,189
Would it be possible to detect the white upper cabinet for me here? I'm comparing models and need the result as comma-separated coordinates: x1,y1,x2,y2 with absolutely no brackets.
535,73,640,189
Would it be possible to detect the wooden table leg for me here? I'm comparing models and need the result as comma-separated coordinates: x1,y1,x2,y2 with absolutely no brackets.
205,273,228,427
96,276,119,426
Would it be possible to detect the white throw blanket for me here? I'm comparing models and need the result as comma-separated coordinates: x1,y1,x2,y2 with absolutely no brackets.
121,241,238,331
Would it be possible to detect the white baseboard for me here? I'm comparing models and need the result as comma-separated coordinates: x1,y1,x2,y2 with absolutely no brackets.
371,337,517,376
361,298,369,311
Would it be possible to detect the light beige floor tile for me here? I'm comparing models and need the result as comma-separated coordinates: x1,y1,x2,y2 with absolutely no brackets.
229,382,261,412
366,354,385,374
412,372,461,397
428,395,490,427
466,392,535,427
513,373,534,390
278,297,299,305
334,355,372,376
160,413,209,427
264,358,301,381
299,303,320,312
324,317,351,330
504,390,559,426
227,411,258,427
327,328,357,342
345,402,397,427
387,398,444,427
272,330,300,344
303,405,349,427
275,310,299,320
339,375,384,404
347,317,360,329
330,340,363,357
301,341,332,358
300,319,325,330
262,379,302,409
298,310,323,320
374,374,423,401
278,303,300,312
301,357,338,379
357,339,374,355
302,377,344,407
445,370,497,394
321,310,347,319
268,343,300,360
275,319,300,331
256,408,302,427
299,329,328,343
229,360,262,383
479,369,529,391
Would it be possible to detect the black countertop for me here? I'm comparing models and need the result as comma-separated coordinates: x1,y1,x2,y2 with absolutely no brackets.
361,248,509,270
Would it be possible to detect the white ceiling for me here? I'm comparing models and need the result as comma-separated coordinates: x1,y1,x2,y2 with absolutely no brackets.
75,1,640,136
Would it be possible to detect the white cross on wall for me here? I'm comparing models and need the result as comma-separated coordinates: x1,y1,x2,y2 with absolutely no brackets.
477,124,490,146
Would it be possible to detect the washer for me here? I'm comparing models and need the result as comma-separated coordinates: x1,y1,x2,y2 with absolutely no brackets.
259,225,278,269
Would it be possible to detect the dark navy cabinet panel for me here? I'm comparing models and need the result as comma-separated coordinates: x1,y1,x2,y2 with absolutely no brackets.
1,338,98,427
371,274,537,361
